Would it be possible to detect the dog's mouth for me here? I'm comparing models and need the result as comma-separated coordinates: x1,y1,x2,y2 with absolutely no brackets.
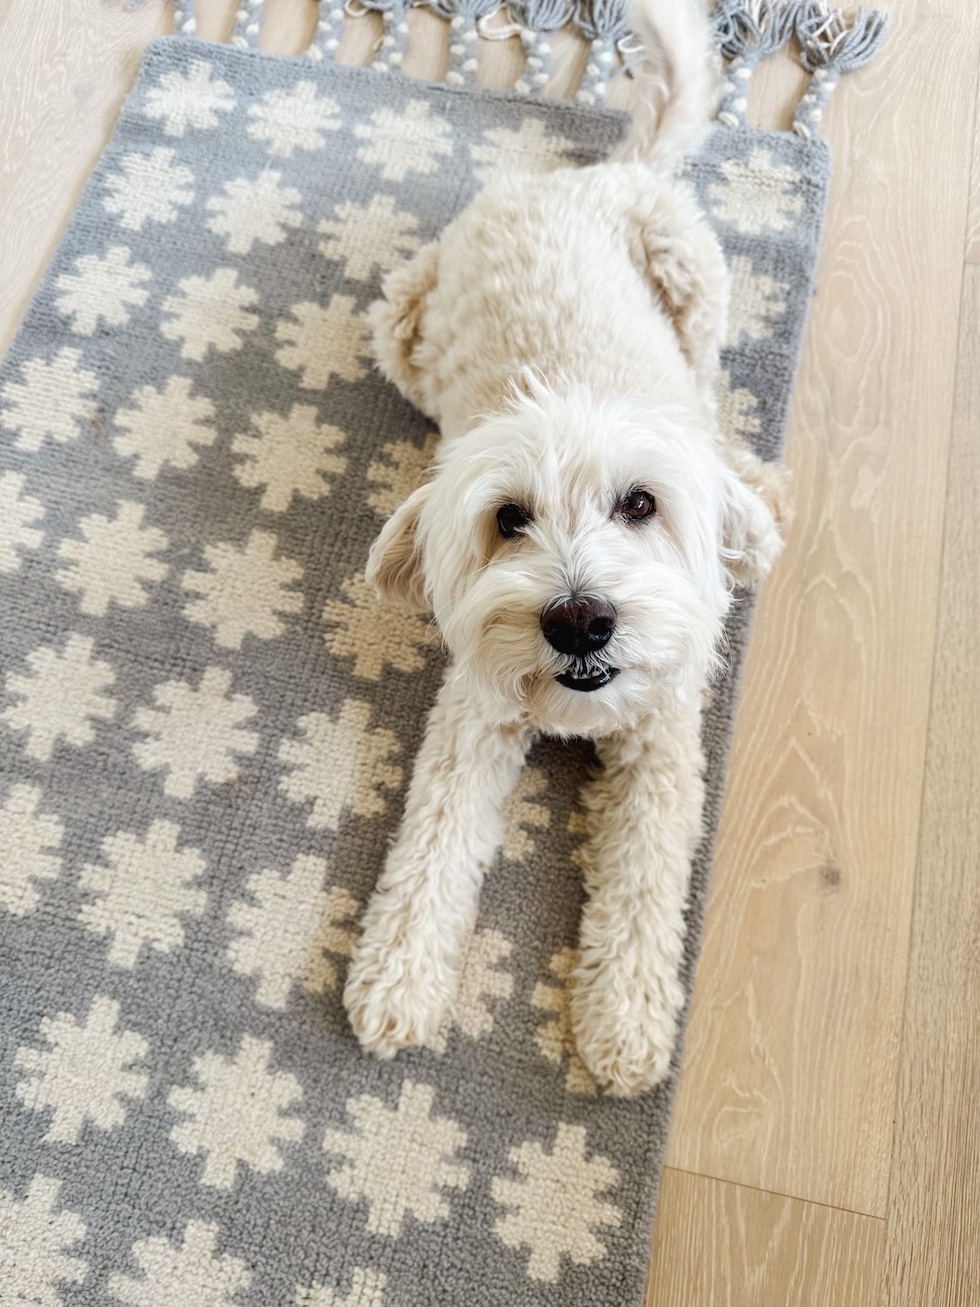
555,663,620,693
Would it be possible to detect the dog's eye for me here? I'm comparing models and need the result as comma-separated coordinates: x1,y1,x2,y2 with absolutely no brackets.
620,490,656,522
496,503,532,538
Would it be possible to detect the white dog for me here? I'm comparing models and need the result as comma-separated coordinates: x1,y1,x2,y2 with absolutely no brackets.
343,0,786,1095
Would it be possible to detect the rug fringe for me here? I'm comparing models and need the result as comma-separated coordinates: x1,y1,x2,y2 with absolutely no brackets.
711,0,800,127
573,0,630,105
419,0,501,85
356,0,412,72
307,0,346,60
171,0,196,35
164,0,886,124
792,2,890,136
509,0,574,95
796,0,889,72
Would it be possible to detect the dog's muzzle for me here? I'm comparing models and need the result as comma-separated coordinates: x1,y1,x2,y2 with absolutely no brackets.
541,598,619,692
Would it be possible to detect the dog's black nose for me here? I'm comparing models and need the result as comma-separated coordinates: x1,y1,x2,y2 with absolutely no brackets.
540,598,617,657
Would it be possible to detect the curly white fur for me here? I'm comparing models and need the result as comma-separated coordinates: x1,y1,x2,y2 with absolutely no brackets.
343,0,786,1096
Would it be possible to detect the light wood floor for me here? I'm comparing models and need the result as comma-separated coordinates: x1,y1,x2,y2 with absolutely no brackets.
2,2,977,1302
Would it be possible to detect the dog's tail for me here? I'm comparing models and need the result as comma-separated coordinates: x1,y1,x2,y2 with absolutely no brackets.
610,0,721,168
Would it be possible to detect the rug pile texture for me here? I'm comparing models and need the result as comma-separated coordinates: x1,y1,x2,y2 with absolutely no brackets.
0,17,838,1306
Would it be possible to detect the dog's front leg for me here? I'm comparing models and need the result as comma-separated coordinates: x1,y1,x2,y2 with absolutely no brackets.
345,676,531,1058
571,695,705,1096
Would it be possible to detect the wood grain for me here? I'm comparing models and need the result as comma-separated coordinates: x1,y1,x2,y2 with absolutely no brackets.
880,267,980,1307
665,0,980,1217
647,1167,885,1307
0,0,168,355
966,56,980,263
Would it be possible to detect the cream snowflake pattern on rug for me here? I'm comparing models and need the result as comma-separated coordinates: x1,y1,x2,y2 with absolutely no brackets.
275,297,370,389
56,501,168,616
296,1267,388,1307
78,819,207,968
161,267,259,361
2,632,116,762
131,666,259,799
168,1034,305,1188
247,81,341,157
103,146,195,230
15,995,149,1144
708,147,804,235
113,374,217,480
716,367,762,442
0,782,63,917
324,1080,470,1237
143,60,235,137
501,766,551,861
492,1122,621,1281
55,246,151,336
470,118,577,184
0,471,43,574
317,195,420,282
226,856,359,1009
0,347,98,452
182,529,304,649
531,948,597,1095
0,1175,87,1305
231,404,348,511
278,700,402,830
109,1220,251,1307
726,254,788,346
365,434,438,517
323,572,431,681
207,170,304,255
430,928,514,1054
354,100,454,183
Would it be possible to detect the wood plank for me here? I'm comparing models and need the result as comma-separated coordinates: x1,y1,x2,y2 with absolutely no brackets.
966,53,980,263
665,1,980,1216
0,0,168,355
881,266,980,1307
646,1167,885,1307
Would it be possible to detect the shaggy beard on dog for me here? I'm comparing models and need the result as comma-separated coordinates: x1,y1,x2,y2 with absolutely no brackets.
342,0,787,1095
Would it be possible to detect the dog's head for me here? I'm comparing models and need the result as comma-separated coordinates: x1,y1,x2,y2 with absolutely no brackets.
367,382,780,736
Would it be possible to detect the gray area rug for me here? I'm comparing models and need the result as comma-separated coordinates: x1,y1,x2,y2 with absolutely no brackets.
0,18,841,1307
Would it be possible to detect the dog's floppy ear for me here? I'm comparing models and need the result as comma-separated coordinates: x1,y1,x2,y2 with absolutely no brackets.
631,187,729,385
720,456,790,587
365,482,433,613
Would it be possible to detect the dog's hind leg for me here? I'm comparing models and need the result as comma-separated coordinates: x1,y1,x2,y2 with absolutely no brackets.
368,240,441,417
570,693,705,1095
720,438,791,587
627,181,731,390
344,676,531,1058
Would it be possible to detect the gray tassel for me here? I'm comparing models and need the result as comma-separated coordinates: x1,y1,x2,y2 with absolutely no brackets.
420,0,500,85
510,0,574,94
793,2,889,136
170,0,196,34
713,0,799,61
575,0,630,105
308,0,347,60
796,0,889,71
232,0,263,46
712,0,800,127
358,0,411,70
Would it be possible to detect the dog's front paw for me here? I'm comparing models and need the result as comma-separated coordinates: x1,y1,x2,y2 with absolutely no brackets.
569,956,681,1096
344,931,455,1060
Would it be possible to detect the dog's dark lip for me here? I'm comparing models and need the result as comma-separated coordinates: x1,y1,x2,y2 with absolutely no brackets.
555,667,620,693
